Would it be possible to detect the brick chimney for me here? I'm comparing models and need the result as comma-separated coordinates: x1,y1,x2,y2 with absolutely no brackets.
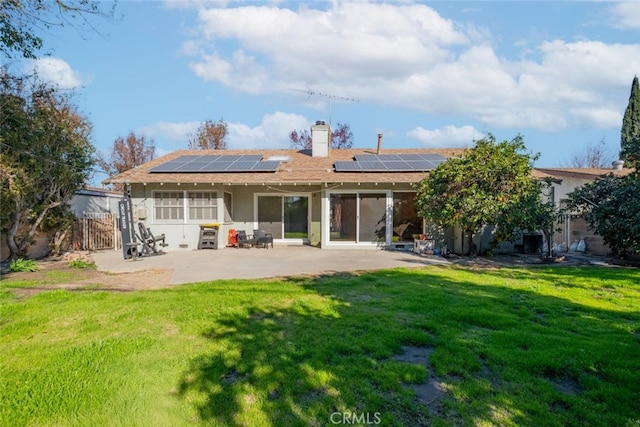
311,121,330,157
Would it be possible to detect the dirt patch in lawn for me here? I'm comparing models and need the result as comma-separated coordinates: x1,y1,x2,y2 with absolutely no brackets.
1,255,173,296
393,345,450,415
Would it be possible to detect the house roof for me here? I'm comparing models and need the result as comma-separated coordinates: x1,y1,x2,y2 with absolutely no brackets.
104,148,635,186
535,167,634,181
105,148,466,185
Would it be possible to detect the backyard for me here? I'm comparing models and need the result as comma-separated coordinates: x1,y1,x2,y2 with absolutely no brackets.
1,263,639,426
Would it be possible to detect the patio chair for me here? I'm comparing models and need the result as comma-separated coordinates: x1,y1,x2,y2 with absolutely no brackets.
236,230,256,248
136,222,168,255
253,229,274,249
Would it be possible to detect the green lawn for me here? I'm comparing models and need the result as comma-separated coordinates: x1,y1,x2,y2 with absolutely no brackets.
1,266,639,426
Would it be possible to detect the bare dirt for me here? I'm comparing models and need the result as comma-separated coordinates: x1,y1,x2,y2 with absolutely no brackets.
1,256,173,297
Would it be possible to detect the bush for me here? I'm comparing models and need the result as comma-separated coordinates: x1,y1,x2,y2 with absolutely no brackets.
8,258,39,272
68,260,96,269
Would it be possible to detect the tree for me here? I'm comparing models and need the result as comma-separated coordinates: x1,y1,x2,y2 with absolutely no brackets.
1,70,94,260
566,173,640,257
494,179,564,259
289,122,354,150
98,132,155,190
568,138,615,169
414,134,542,254
621,76,640,166
188,119,228,150
1,0,116,59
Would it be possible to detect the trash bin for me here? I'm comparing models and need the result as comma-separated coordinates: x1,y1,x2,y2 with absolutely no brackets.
198,224,220,249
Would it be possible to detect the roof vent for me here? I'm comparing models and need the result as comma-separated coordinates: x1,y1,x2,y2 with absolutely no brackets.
267,155,291,162
612,160,625,170
315,120,326,126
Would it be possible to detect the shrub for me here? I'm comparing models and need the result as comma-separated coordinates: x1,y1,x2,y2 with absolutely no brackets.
68,259,96,269
8,258,39,272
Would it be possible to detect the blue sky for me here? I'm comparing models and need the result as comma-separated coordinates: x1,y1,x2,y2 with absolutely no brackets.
6,1,640,184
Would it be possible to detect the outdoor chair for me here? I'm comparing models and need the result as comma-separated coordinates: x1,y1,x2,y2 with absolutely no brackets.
253,229,274,249
136,222,168,255
236,230,256,248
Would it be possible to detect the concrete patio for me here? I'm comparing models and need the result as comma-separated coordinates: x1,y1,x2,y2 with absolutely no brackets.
92,245,449,285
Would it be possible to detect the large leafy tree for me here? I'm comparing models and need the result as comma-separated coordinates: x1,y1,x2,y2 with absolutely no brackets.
0,71,94,260
289,122,354,150
1,0,115,59
621,76,640,166
188,119,228,150
98,132,155,190
415,134,544,254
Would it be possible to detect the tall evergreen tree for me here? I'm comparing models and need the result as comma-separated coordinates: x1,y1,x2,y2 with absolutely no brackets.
620,76,640,167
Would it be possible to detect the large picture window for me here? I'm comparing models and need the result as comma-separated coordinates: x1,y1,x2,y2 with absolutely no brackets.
154,191,184,221
393,192,421,242
188,191,217,221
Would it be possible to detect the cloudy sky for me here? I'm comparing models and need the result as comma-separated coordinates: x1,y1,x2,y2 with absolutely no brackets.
9,1,640,183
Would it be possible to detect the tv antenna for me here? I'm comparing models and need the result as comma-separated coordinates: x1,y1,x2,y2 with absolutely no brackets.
294,87,359,126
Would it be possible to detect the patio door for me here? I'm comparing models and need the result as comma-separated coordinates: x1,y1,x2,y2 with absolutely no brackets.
329,192,387,244
257,195,309,241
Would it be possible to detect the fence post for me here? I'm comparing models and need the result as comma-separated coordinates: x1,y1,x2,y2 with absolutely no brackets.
82,212,88,251
113,214,119,251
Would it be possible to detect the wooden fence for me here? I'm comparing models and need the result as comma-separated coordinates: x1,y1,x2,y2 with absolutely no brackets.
73,212,121,251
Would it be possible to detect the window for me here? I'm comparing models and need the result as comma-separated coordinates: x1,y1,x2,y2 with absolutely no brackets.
154,191,184,221
188,191,217,221
224,192,233,222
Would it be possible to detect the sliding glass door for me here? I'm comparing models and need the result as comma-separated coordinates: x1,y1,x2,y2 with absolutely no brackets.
257,195,309,240
329,192,387,243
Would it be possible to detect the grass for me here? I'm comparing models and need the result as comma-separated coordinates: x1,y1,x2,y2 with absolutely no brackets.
1,265,639,426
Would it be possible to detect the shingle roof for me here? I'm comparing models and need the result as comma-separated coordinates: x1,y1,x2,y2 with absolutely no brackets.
535,167,634,180
104,148,635,186
105,148,466,185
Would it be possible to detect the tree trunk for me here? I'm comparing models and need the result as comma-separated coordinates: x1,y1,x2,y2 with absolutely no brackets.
467,231,476,256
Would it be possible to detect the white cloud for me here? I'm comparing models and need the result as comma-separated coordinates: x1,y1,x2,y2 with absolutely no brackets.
407,125,482,148
140,113,309,150
139,121,201,143
184,2,640,132
227,112,309,149
609,2,640,29
29,58,86,89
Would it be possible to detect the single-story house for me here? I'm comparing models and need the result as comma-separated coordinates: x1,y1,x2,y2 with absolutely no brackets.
106,122,464,251
533,165,633,256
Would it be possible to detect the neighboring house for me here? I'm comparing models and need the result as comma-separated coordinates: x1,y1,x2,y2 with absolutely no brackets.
71,187,122,216
106,122,464,251
534,166,633,256
1,187,123,259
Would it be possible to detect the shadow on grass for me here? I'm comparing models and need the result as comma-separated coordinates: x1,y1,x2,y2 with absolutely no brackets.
177,266,640,426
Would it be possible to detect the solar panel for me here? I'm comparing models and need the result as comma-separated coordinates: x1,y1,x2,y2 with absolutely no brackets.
376,154,402,161
177,155,206,161
354,154,374,161
150,162,180,172
150,154,279,173
404,161,433,171
239,154,263,162
358,161,387,171
419,154,446,161
251,161,281,171
334,161,362,171
226,161,257,171
384,161,412,171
